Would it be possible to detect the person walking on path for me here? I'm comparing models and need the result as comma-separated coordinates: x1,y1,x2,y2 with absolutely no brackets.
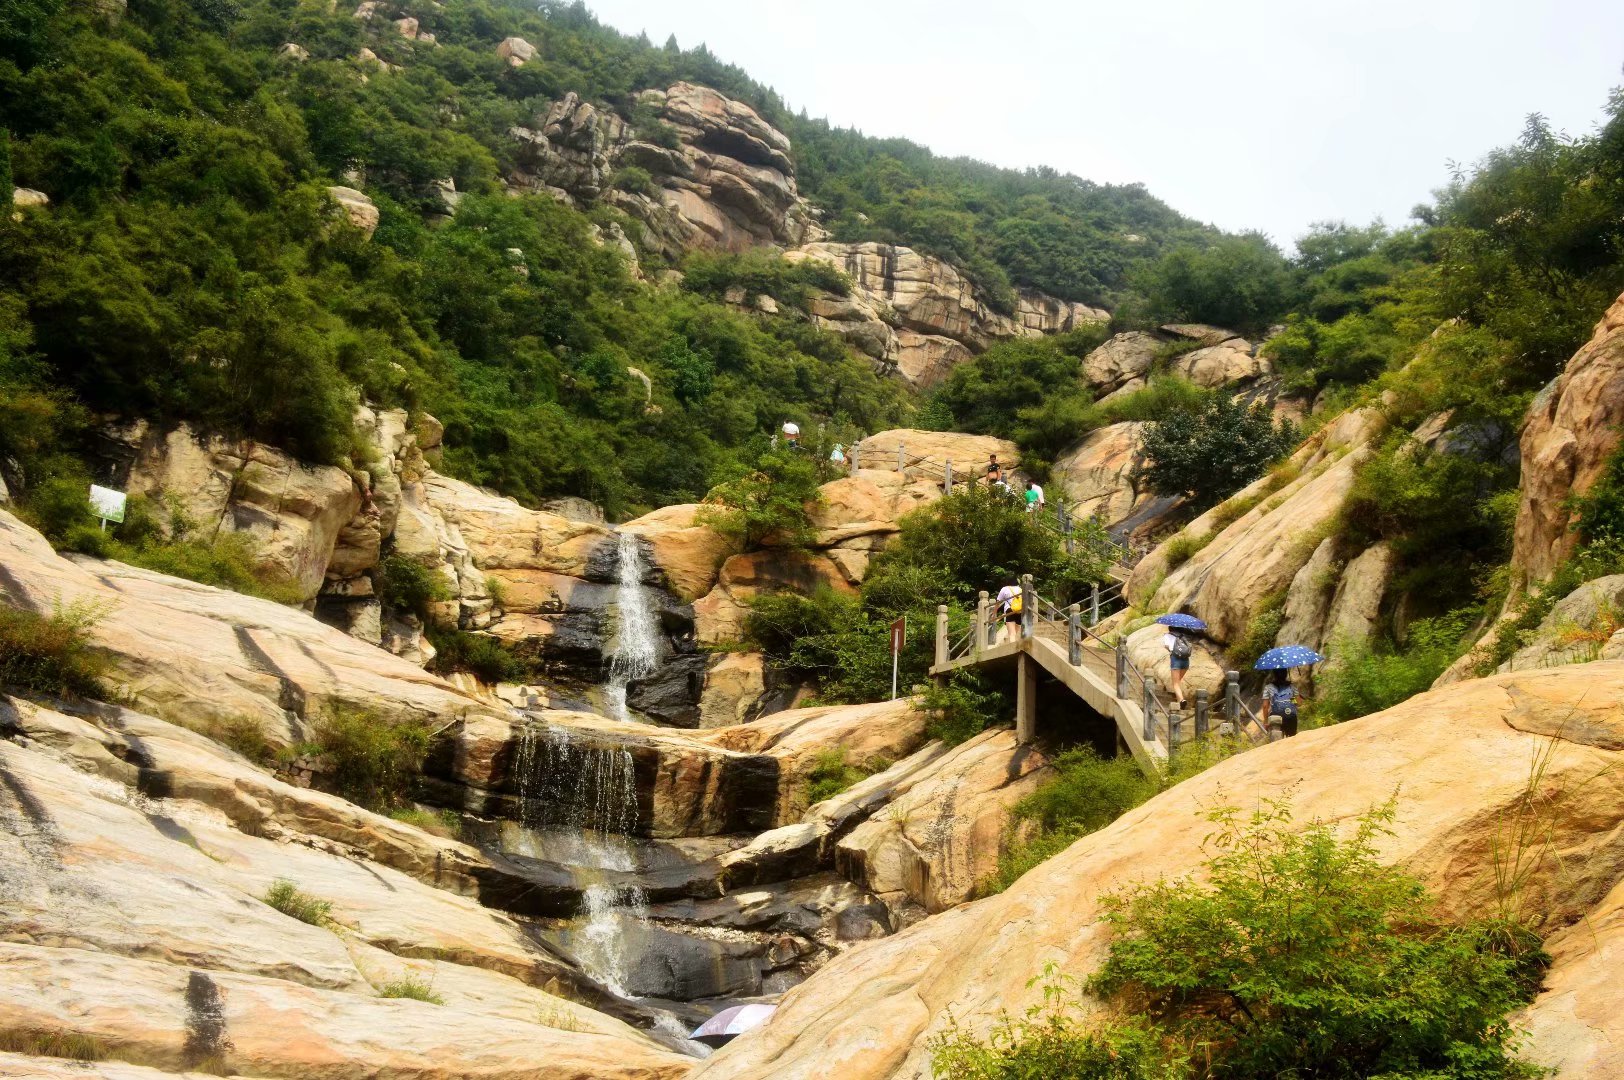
995,577,1023,644
1024,480,1045,515
1261,678,1301,737
985,454,1002,486
1162,628,1193,709
781,420,800,449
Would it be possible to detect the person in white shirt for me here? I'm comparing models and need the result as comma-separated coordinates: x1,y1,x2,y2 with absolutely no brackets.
1024,481,1045,514
781,421,800,449
994,578,1023,643
1162,629,1192,709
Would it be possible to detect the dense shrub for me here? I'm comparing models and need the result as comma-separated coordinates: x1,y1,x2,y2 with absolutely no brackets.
804,748,881,804
376,553,453,618
1129,233,1295,333
425,629,534,685
0,601,110,698
1090,799,1545,1079
931,975,1175,1080
1313,613,1472,724
308,708,434,811
681,249,851,308
921,669,1010,746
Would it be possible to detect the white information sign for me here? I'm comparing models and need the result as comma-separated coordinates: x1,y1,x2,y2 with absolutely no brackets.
89,484,127,525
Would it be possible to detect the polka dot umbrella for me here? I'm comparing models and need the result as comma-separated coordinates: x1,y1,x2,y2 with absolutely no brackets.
1155,613,1208,631
1254,645,1326,670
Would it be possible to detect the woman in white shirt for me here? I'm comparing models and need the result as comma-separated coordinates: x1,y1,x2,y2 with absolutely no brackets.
1162,629,1191,709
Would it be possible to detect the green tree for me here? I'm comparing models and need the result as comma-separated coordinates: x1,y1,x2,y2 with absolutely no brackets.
698,448,823,549
1133,234,1295,332
1138,397,1296,508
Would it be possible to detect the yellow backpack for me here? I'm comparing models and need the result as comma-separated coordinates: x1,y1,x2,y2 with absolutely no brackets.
1008,587,1023,614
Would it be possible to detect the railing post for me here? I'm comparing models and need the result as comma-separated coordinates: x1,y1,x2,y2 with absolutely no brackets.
935,604,949,668
1225,670,1240,731
1061,503,1075,555
849,438,861,477
975,591,988,658
943,458,953,496
1019,573,1034,640
896,441,905,473
1067,603,1082,665
1170,700,1184,745
1142,676,1158,742
1115,639,1129,698
1090,582,1101,626
1194,688,1210,737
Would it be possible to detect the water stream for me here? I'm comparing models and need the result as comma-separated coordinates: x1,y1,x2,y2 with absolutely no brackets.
604,531,661,723
511,725,648,997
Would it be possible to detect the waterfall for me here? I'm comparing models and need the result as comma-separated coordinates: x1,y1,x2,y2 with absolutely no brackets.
511,724,648,998
604,531,661,722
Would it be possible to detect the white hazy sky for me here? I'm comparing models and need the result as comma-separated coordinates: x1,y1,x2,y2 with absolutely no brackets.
582,0,1624,251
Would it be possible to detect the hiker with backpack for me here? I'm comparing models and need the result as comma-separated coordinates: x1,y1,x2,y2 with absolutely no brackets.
1261,678,1301,737
1162,628,1193,709
995,577,1023,643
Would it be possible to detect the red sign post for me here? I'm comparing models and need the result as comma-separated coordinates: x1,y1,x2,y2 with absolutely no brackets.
889,616,906,700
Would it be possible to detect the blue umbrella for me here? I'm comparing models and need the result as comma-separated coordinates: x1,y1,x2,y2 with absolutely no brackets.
1156,613,1208,632
1255,645,1325,670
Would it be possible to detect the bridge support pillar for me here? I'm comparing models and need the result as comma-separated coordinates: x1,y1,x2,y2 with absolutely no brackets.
1194,688,1210,737
1015,653,1037,745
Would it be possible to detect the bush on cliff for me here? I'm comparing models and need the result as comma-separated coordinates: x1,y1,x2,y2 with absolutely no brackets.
1091,799,1544,1079
307,708,435,812
0,601,110,699
698,447,824,550
944,799,1545,1079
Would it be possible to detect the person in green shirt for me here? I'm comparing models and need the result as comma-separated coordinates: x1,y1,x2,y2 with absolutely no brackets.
1024,480,1045,515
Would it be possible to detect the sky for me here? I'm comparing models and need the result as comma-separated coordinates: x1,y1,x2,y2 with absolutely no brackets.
581,0,1624,251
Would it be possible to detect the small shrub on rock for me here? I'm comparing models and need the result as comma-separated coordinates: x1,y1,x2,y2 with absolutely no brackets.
262,879,333,926
377,972,444,1004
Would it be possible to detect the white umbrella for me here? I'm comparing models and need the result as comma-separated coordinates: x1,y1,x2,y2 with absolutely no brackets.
690,1003,777,1045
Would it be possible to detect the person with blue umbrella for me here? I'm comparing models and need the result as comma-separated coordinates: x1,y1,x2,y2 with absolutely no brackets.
1155,613,1207,710
1254,645,1325,737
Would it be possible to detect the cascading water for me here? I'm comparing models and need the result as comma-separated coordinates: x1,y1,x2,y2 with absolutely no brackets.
604,531,661,722
511,725,647,997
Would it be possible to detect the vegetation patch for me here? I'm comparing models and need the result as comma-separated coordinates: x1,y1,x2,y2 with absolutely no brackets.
1311,613,1473,725
804,748,887,805
983,739,1248,896
425,629,535,685
262,879,334,927
307,708,435,812
0,1027,110,1062
1230,590,1288,667
209,715,273,765
376,554,453,619
377,973,444,1005
0,601,111,699
1138,396,1298,511
947,799,1547,1079
388,806,464,839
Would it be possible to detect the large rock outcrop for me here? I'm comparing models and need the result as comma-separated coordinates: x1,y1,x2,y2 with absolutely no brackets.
690,662,1624,1079
107,421,362,603
1049,422,1152,525
1511,290,1624,589
786,242,1108,387
0,699,692,1078
508,83,817,255
1126,407,1386,647
835,729,1051,919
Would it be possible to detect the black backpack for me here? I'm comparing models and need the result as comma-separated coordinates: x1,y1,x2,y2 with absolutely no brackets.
1171,635,1193,659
